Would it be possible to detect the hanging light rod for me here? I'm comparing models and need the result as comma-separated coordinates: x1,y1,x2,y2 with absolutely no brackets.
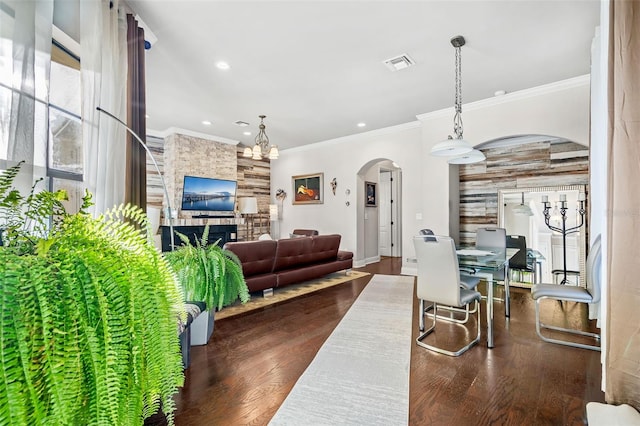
430,35,485,163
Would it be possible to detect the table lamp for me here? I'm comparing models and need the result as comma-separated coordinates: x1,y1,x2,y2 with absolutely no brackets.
238,197,258,240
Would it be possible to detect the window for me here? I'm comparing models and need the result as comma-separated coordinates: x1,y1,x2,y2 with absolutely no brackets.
49,39,82,176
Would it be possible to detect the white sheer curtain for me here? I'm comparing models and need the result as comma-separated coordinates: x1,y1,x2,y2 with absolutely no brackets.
0,0,52,185
80,0,127,215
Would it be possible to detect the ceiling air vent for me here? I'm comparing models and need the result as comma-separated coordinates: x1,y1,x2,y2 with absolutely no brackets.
233,120,250,127
383,54,415,72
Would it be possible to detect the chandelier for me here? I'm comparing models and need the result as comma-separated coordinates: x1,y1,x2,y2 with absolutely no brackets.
243,115,279,160
430,35,485,164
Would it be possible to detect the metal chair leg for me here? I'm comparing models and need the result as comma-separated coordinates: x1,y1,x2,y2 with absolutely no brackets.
416,300,481,357
534,298,601,351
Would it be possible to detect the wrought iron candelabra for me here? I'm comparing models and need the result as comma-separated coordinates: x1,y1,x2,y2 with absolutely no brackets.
541,194,586,284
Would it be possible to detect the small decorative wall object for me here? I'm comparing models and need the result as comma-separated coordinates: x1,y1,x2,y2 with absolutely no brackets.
365,181,377,207
330,178,337,195
293,173,323,204
275,188,287,201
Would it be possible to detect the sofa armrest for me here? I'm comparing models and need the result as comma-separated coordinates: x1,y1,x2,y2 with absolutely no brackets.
337,250,353,261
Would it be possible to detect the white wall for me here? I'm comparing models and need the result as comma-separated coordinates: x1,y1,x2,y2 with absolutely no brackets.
270,122,422,266
270,76,591,273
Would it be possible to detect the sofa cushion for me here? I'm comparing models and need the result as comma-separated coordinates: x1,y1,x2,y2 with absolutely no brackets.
273,236,314,271
276,262,345,287
244,273,278,293
308,234,341,264
224,240,277,276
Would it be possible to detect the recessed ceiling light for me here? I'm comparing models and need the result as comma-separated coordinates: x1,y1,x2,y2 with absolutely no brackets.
357,122,366,128
202,120,212,126
216,61,230,70
243,131,251,136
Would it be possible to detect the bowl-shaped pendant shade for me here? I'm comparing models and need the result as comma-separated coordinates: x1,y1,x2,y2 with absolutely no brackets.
447,148,486,164
431,136,474,157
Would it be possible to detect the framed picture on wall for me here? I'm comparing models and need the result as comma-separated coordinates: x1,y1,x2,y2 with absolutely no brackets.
293,173,323,204
365,181,377,207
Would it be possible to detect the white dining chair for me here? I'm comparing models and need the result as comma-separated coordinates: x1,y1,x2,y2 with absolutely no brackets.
413,235,482,356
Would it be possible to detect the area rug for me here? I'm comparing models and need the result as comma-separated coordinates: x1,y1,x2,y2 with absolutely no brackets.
269,274,415,426
216,270,370,320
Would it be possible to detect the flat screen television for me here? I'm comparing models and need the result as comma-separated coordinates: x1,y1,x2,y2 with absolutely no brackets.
181,175,237,213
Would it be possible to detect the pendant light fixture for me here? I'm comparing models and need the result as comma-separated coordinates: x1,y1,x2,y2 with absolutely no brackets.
243,115,279,160
512,192,534,216
431,36,485,164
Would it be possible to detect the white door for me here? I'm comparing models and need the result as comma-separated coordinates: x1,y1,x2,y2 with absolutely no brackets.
379,171,392,256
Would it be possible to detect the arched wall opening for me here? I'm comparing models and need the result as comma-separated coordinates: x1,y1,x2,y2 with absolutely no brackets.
355,158,403,267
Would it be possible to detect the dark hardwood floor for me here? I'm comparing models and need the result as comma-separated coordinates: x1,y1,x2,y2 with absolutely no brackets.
172,257,604,425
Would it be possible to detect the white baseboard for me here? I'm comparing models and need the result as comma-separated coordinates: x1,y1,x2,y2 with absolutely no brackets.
401,265,417,276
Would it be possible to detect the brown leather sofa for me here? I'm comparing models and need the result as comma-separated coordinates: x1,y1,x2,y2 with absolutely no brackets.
224,234,353,292
291,229,319,236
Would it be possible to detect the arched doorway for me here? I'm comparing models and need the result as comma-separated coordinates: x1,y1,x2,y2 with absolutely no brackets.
356,159,402,266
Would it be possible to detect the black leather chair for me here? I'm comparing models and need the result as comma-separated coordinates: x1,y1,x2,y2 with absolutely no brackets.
507,235,536,284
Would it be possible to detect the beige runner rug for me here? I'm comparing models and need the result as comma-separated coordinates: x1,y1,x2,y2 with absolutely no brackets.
269,274,414,425
216,270,370,320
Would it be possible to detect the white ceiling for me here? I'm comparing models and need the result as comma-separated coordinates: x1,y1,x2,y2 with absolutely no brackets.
122,0,601,151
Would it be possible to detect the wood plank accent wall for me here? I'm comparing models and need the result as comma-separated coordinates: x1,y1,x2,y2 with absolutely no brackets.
145,136,272,240
146,136,165,211
459,141,589,245
236,146,272,240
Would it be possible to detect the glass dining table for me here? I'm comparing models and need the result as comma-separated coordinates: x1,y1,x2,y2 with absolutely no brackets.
456,247,519,348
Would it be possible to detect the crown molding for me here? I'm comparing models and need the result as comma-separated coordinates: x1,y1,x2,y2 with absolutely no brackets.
282,121,421,154
146,127,239,145
416,74,590,122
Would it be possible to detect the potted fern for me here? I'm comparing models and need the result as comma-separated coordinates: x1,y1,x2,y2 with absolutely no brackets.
164,227,249,345
0,163,185,425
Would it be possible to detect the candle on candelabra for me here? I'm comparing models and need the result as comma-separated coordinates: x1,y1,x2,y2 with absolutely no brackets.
559,194,567,202
541,195,548,203
578,192,586,201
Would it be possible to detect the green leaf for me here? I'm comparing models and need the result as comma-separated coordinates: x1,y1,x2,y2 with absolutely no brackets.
0,164,184,425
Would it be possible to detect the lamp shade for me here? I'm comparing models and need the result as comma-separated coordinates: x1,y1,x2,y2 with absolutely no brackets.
238,197,258,214
512,203,534,216
268,145,279,159
447,148,486,164
252,144,262,160
242,146,253,158
269,204,279,221
431,137,474,157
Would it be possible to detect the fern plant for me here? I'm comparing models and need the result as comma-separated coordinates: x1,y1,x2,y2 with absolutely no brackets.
0,163,185,425
164,226,250,312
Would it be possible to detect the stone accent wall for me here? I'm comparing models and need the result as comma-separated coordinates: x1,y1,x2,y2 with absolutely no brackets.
164,133,237,220
459,140,589,245
145,134,272,240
